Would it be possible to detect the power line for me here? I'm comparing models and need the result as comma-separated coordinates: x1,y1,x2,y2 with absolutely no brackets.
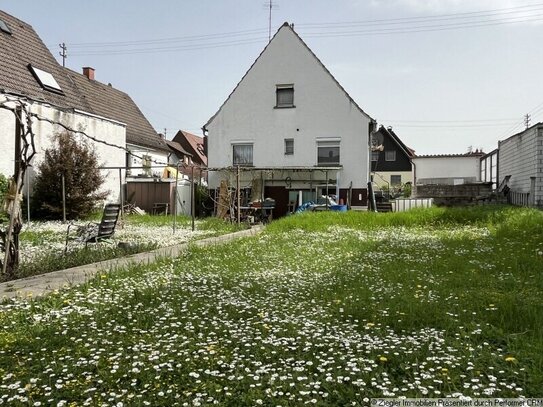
47,3,543,56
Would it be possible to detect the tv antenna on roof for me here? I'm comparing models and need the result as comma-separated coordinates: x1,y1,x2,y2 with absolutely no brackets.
263,0,279,42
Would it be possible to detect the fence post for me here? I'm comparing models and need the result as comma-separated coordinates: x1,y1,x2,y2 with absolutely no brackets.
61,173,66,223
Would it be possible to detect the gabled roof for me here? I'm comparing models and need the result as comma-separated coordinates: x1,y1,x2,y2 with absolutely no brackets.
65,68,169,152
166,139,192,157
204,22,374,129
0,10,88,110
0,9,167,153
172,130,207,166
378,126,415,158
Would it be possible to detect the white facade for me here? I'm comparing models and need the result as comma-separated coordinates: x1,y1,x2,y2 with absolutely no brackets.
205,24,372,192
413,155,482,185
0,97,126,202
126,143,169,178
498,125,543,206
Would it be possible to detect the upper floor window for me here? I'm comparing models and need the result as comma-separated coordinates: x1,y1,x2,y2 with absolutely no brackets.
371,151,379,161
0,18,12,35
385,150,396,161
28,64,63,94
284,138,294,155
233,143,253,166
276,84,294,108
317,141,340,166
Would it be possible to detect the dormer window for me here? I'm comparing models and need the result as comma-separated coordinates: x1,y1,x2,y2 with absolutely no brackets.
276,84,294,108
0,18,11,35
28,64,63,94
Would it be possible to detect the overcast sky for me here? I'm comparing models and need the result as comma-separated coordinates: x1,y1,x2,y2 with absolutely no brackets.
2,0,543,154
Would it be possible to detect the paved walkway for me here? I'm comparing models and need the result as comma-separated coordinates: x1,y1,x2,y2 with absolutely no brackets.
0,225,263,300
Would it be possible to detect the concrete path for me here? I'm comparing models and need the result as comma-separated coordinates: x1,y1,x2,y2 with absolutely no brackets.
0,225,264,300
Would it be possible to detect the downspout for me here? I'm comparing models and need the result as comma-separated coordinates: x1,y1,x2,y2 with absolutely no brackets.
368,120,377,212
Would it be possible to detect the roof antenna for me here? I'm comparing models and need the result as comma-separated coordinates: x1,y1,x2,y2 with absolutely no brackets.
59,42,67,67
264,0,279,42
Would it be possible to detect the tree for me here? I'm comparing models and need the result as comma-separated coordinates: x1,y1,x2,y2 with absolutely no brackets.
32,131,108,220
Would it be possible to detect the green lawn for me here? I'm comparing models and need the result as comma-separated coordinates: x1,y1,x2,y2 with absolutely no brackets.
0,206,542,405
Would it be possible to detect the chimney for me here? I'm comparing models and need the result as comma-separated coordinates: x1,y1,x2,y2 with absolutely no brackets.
82,67,95,80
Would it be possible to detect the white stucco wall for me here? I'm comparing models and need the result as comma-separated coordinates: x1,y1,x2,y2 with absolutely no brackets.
413,156,481,185
127,144,169,178
498,126,543,204
206,26,372,190
0,97,126,203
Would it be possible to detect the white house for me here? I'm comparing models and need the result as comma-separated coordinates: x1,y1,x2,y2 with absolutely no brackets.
498,123,543,207
203,23,375,216
0,10,125,201
413,152,485,186
0,10,168,206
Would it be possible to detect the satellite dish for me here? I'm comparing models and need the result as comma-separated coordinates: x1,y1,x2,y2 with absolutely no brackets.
371,132,384,151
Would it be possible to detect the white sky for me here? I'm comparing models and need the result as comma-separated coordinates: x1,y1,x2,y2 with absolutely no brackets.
2,0,543,154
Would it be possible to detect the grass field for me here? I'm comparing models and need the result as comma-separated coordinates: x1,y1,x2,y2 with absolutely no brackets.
0,206,542,405
6,214,242,281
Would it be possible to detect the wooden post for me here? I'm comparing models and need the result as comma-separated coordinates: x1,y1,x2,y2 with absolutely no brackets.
119,168,124,220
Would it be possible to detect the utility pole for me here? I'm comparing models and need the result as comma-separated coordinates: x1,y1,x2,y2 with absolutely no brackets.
524,113,531,129
59,43,67,67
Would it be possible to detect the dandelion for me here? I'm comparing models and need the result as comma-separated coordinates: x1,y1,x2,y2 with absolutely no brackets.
379,356,388,363
505,356,517,363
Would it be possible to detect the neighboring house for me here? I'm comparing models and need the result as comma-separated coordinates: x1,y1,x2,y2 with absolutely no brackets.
172,130,207,167
371,125,414,189
498,123,543,207
64,67,170,177
166,139,192,167
203,22,375,216
480,148,498,190
413,151,485,186
0,10,124,201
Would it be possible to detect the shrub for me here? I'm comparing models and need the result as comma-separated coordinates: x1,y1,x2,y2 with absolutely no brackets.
32,132,108,220
0,173,8,222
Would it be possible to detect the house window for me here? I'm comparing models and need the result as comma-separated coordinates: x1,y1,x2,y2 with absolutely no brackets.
276,85,294,108
28,64,63,94
233,144,253,166
0,19,12,35
390,175,402,185
284,138,294,155
317,141,340,165
385,150,396,161
371,151,379,161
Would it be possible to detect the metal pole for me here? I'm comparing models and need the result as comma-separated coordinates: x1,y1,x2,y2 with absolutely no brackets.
173,162,179,233
119,168,124,220
191,165,195,231
325,170,329,210
61,173,66,223
26,169,30,223
236,165,241,224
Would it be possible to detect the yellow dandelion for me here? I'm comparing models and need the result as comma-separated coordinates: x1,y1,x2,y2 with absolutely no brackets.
379,356,388,363
365,322,375,327
505,356,517,363
100,274,107,279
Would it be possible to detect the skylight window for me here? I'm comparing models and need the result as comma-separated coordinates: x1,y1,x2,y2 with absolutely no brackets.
28,64,63,94
0,19,11,35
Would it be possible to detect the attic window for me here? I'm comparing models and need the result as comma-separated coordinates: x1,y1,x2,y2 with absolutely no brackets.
0,19,11,35
276,85,294,108
28,64,63,94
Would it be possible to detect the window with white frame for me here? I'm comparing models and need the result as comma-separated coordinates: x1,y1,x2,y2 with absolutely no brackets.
371,151,379,161
317,141,340,165
276,84,294,108
233,143,253,166
28,64,63,94
385,150,396,161
390,175,402,185
284,138,294,155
